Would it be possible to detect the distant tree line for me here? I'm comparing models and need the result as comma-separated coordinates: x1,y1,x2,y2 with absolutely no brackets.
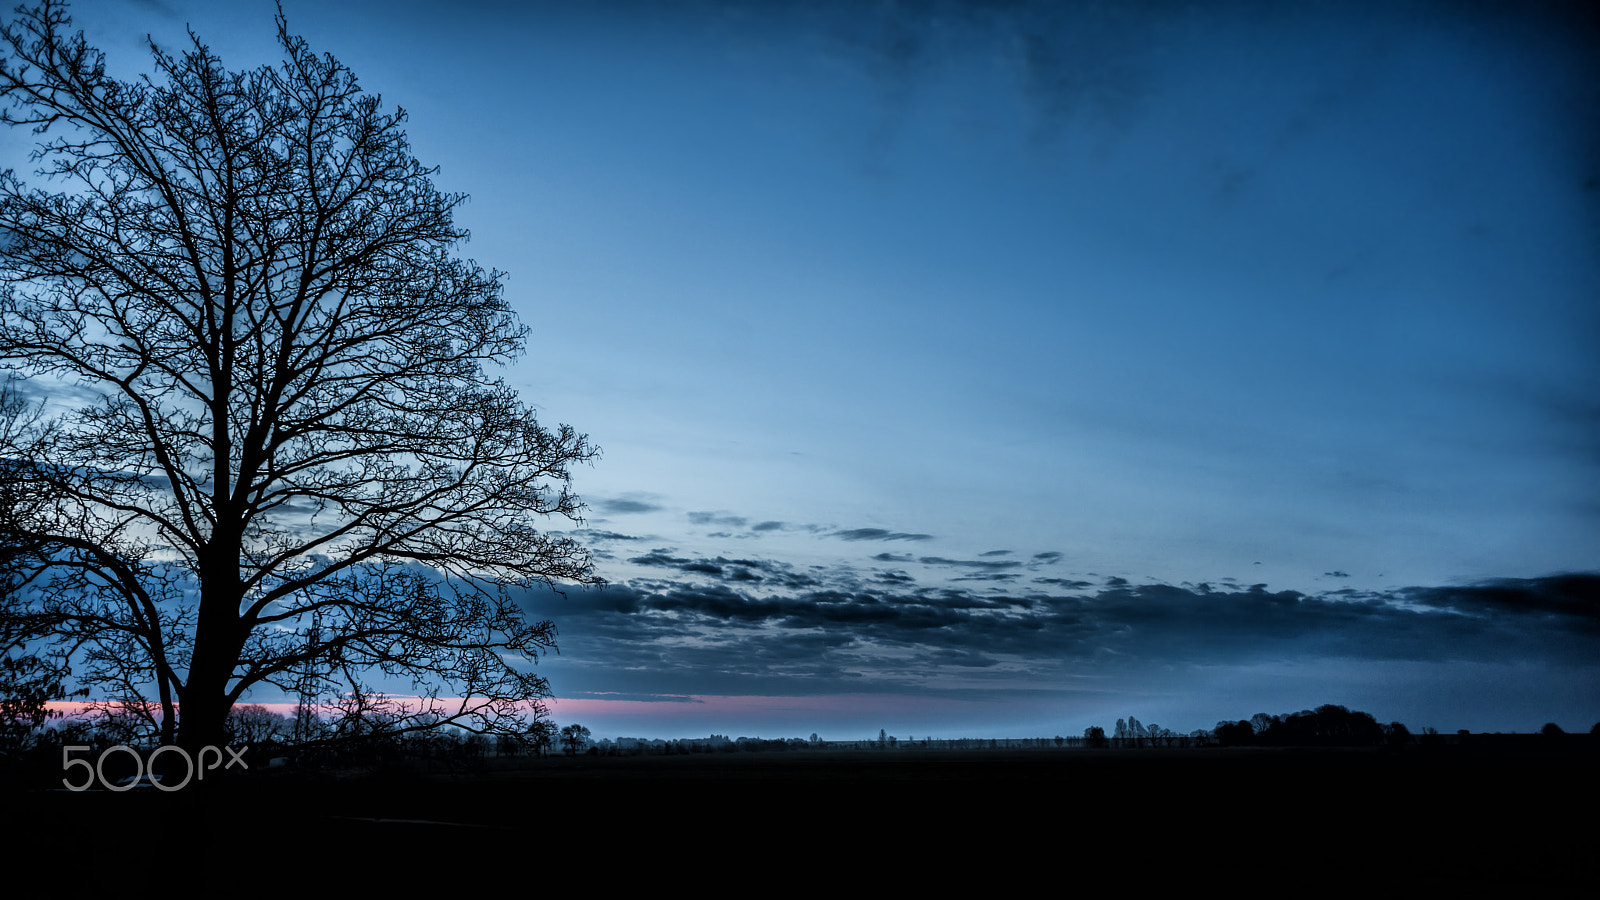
8,698,1598,784
1,700,567,786
1210,704,1411,748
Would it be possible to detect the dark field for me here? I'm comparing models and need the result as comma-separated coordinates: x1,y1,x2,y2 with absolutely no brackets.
8,743,1593,890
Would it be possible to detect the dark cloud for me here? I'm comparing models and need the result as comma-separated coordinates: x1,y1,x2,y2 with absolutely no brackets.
952,572,1022,583
1032,551,1063,562
688,511,749,529
921,647,1000,669
1033,577,1093,589
1394,574,1600,626
598,497,662,515
751,521,786,532
1011,0,1152,143
531,571,1600,701
872,552,914,563
762,0,1162,171
721,557,824,589
627,549,692,569
918,556,1022,570
830,528,934,542
577,529,643,542
979,550,1012,557
4,375,102,408
624,549,822,589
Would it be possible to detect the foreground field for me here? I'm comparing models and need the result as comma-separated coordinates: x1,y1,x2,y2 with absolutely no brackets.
8,743,1593,889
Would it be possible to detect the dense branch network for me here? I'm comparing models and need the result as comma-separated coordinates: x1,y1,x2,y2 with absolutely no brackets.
0,1,597,748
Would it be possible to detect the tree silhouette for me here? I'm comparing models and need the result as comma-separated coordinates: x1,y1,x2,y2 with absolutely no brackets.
559,724,590,756
1,379,86,760
1222,704,1390,747
225,704,288,745
1212,720,1256,746
0,651,82,758
1384,721,1411,747
1250,712,1277,736
0,2,597,752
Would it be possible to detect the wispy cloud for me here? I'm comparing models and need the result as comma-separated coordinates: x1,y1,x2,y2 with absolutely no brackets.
689,511,749,529
830,528,934,542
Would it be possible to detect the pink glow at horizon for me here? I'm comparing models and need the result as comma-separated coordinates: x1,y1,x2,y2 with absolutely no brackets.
39,693,996,740
39,697,550,722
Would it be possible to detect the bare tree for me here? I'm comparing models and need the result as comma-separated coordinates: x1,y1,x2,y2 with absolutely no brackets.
559,723,590,756
1250,712,1277,737
0,2,597,751
225,703,287,745
1,379,85,759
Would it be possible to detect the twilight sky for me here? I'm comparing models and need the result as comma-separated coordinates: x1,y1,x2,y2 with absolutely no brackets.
17,0,1599,738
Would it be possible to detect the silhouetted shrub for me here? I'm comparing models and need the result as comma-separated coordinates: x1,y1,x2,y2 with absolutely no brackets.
1213,720,1255,746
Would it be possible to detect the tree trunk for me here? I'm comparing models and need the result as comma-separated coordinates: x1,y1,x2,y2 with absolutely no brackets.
181,542,245,752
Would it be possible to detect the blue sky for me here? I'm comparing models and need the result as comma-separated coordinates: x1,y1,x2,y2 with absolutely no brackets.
16,0,1599,738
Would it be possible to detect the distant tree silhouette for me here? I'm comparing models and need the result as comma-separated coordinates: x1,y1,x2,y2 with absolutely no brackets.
226,704,289,745
1541,722,1565,736
1384,721,1412,747
1251,705,1384,746
0,651,83,758
1083,726,1108,748
560,724,591,756
1213,720,1255,746
1214,704,1394,747
1116,717,1151,747
528,720,556,757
